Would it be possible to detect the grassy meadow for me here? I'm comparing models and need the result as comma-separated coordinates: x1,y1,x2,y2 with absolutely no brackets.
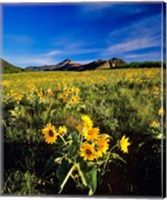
2,68,166,196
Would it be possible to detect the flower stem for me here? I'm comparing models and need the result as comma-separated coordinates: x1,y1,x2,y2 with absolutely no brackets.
58,133,67,145
75,163,87,187
102,144,118,176
58,164,76,194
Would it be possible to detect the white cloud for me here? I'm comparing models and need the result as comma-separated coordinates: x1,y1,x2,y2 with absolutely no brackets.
106,36,160,54
104,13,161,56
78,3,148,21
125,52,161,60
3,49,61,67
109,14,161,41
125,52,158,59
77,3,116,20
79,3,146,15
80,2,114,12
4,55,58,66
3,41,103,67
66,48,102,55
52,37,103,55
43,50,62,56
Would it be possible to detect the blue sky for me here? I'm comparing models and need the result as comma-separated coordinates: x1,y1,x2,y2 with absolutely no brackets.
1,2,163,67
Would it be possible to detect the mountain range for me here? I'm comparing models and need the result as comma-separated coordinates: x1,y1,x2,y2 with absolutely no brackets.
26,57,126,71
1,57,162,74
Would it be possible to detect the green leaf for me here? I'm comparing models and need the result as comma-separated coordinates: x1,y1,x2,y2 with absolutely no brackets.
56,161,72,182
79,161,97,195
58,163,75,194
86,167,97,195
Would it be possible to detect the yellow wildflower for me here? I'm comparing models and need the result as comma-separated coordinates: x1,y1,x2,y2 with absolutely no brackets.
95,134,110,157
42,123,58,144
37,88,44,99
15,94,23,101
74,95,80,102
70,96,80,104
81,115,93,130
77,115,93,135
2,81,10,88
58,126,67,136
150,120,160,128
80,143,97,161
158,108,164,116
47,88,53,97
70,97,77,104
75,88,80,93
120,135,131,154
84,127,99,141
68,88,74,93
62,92,68,98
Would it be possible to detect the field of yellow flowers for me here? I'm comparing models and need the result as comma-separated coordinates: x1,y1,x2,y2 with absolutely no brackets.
2,68,166,196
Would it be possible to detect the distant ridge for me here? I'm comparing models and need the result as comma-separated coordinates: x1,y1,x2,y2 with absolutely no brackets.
1,58,25,73
1,57,162,73
26,57,126,71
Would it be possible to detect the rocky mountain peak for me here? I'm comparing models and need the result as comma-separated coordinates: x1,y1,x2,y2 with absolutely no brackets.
25,57,127,71
63,58,72,63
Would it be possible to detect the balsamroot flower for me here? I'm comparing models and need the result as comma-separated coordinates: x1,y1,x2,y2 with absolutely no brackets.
58,126,67,136
77,115,93,135
119,135,131,154
42,123,58,144
80,143,97,161
84,127,100,141
81,115,93,131
95,134,110,157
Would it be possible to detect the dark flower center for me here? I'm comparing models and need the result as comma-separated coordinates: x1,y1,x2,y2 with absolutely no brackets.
49,130,54,137
86,149,92,155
